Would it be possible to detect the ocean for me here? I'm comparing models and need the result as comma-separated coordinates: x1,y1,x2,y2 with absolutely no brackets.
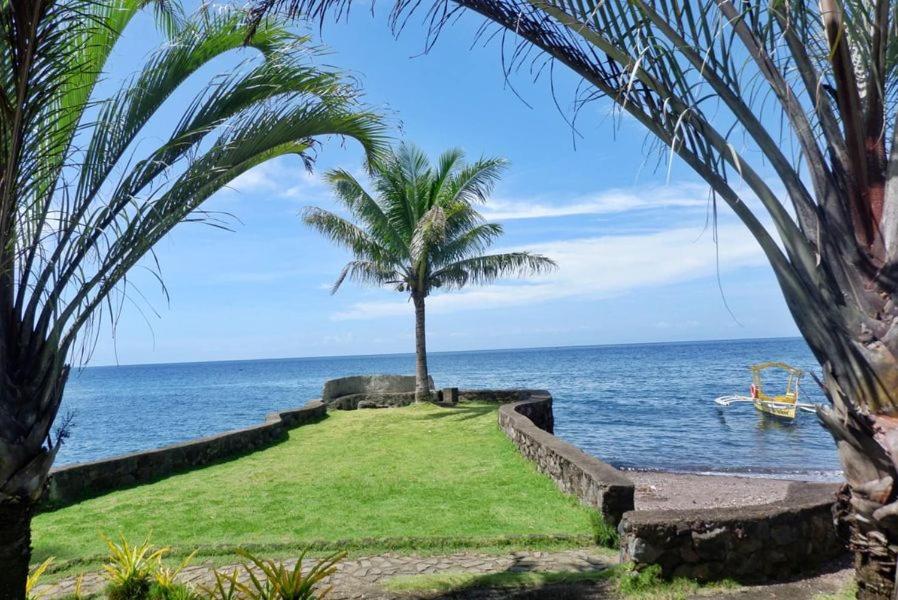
58,337,842,480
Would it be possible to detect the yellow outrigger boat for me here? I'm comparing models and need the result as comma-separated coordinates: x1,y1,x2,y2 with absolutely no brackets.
714,362,818,420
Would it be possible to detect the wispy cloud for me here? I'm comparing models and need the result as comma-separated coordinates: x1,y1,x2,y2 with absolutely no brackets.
223,158,329,202
332,224,765,320
207,269,306,284
482,183,710,220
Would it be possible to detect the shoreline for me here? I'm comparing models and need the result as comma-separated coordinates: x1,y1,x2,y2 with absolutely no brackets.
627,470,831,511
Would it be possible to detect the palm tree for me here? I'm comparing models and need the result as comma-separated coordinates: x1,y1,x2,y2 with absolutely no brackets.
304,144,555,401
258,0,898,596
0,2,383,596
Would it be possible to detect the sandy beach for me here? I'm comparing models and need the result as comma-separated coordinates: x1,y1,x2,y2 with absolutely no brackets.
628,471,802,511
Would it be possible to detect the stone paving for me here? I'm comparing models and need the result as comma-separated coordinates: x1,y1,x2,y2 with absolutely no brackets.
38,548,614,599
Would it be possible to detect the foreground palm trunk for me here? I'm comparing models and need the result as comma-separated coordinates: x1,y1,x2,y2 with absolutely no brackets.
0,500,34,600
821,364,898,599
413,292,430,402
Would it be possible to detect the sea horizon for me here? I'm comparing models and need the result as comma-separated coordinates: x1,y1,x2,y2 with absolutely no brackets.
85,333,807,370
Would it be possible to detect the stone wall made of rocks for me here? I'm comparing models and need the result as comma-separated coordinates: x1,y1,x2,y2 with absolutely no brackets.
44,400,327,509
480,390,635,526
322,374,433,409
618,482,843,583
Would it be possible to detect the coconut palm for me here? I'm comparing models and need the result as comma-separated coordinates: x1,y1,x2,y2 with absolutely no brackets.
258,0,898,595
304,144,555,401
0,2,383,596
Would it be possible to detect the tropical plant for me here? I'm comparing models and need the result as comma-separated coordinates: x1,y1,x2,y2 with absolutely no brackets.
303,144,556,400
200,570,241,600
103,535,169,599
254,0,898,595
0,1,383,596
151,549,198,600
233,548,344,600
25,557,53,600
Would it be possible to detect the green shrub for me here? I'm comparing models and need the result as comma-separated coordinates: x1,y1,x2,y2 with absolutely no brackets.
107,578,152,600
149,582,198,600
234,548,345,600
102,535,168,600
589,512,619,548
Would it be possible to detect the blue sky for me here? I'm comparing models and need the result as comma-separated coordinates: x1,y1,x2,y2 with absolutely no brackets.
86,3,800,366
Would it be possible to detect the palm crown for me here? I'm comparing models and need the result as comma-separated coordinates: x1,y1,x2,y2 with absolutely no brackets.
0,2,383,592
304,144,554,402
304,144,556,299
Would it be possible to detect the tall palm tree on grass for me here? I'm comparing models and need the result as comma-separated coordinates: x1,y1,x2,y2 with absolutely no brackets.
0,2,384,596
250,0,898,594
304,144,556,401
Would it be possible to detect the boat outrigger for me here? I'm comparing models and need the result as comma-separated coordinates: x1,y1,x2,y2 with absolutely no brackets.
714,362,818,420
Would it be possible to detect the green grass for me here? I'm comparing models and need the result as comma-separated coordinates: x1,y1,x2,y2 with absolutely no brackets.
613,565,739,600
33,403,596,577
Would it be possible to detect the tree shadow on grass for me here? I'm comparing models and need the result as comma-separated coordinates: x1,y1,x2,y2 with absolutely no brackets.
432,581,613,599
390,553,614,600
414,403,497,422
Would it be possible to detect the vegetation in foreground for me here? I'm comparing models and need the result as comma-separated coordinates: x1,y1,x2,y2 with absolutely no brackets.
33,403,595,578
303,144,556,401
0,0,383,595
29,539,342,600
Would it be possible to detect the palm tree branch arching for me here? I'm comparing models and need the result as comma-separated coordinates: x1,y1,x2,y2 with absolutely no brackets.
0,2,385,596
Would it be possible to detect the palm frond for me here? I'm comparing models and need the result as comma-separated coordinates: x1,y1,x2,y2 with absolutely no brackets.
432,252,556,290
0,2,385,504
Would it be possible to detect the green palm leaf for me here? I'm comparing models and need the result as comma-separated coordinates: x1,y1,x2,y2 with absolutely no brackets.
0,7,384,590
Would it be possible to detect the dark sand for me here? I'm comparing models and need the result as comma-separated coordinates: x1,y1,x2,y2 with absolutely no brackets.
628,471,797,511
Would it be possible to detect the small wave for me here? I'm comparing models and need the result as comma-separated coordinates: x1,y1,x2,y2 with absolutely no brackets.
617,465,844,483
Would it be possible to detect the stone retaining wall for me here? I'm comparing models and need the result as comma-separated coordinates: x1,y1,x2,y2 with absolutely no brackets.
44,400,326,509
323,374,433,409
618,482,843,582
474,390,635,526
474,390,845,583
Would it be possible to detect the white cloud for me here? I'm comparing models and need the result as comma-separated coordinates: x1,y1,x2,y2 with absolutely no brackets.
482,183,710,220
223,158,328,202
207,269,307,284
332,224,766,320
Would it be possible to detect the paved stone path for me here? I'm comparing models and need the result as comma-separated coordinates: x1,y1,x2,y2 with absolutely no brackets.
37,550,855,599
38,548,614,599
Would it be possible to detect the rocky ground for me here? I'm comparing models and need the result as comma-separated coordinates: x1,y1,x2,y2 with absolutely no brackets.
628,471,794,511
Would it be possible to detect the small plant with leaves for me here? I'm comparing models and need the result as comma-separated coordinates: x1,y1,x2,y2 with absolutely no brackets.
103,535,169,600
26,557,53,600
201,570,241,600
149,549,199,600
235,549,345,600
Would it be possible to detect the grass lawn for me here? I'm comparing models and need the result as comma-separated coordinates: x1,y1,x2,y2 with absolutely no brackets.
33,402,596,576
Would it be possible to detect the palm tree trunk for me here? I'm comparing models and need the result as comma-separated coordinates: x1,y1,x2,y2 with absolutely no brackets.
413,292,430,402
0,499,34,600
816,360,898,599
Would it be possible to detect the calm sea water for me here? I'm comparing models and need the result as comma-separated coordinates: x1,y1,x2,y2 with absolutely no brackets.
57,337,842,479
